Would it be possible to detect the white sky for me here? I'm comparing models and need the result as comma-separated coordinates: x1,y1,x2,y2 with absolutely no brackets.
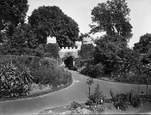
26,0,151,48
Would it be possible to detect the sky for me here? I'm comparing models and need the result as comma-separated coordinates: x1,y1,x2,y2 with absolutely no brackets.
26,0,151,48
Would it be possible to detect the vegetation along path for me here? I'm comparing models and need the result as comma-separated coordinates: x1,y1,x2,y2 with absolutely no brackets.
0,70,150,115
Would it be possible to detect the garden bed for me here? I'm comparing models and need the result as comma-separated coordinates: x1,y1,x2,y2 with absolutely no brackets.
0,55,73,102
0,75,73,102
38,101,151,115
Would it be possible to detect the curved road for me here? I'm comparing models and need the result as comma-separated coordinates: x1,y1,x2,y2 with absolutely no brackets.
0,70,150,115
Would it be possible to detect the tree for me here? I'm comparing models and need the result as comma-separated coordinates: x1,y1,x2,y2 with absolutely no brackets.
1,24,38,55
79,44,94,59
79,33,90,45
86,78,94,98
90,0,132,41
93,35,127,74
0,0,29,36
133,33,151,54
28,6,79,47
45,43,59,59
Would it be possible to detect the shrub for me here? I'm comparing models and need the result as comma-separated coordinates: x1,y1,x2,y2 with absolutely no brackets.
45,43,59,59
17,55,40,70
33,44,45,57
70,102,81,110
80,63,103,78
110,89,141,111
39,57,57,69
31,61,72,87
110,89,128,111
86,84,105,106
80,58,94,66
0,61,30,99
128,91,141,108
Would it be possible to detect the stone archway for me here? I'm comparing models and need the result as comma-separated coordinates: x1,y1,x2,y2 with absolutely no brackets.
63,52,75,70
64,56,74,70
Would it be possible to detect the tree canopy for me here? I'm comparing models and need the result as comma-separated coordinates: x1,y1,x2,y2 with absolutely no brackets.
28,6,79,47
93,35,126,73
1,24,38,55
90,0,132,41
133,33,151,54
0,0,29,36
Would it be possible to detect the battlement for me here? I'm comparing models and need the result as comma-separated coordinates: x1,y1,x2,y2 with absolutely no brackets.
59,47,80,58
60,47,80,52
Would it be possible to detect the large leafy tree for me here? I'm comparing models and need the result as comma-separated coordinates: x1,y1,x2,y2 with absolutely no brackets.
1,24,38,55
28,6,79,47
0,0,29,36
93,35,139,76
93,35,127,73
90,0,132,41
134,33,151,54
134,33,151,65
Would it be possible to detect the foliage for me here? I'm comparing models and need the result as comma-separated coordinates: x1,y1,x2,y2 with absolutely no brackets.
0,0,29,36
110,89,141,111
74,58,94,71
93,35,127,74
90,0,132,40
110,89,128,111
0,61,30,99
33,44,52,57
0,55,72,99
79,44,94,59
111,47,140,78
86,78,94,98
128,91,141,108
28,6,79,47
39,57,58,69
31,57,72,87
32,65,71,87
134,33,151,54
86,84,105,106
70,102,81,110
45,43,59,59
1,24,38,55
79,33,90,44
80,63,104,78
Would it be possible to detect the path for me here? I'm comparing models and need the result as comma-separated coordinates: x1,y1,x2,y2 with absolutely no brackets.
0,70,150,115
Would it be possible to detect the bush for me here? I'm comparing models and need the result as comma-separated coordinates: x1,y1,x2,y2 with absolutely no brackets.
86,84,105,106
80,63,104,78
45,43,59,59
110,89,141,111
39,57,58,69
17,55,40,70
70,102,81,110
0,61,30,99
110,89,128,111
31,57,72,87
